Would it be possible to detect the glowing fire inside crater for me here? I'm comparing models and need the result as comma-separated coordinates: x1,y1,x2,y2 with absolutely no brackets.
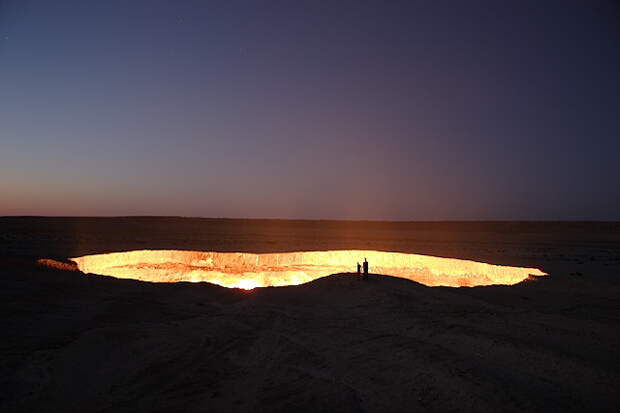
69,250,547,289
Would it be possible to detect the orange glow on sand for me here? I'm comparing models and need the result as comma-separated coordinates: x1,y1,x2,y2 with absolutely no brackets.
69,250,547,289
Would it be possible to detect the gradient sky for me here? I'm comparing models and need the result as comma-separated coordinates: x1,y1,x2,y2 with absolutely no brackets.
1,0,619,220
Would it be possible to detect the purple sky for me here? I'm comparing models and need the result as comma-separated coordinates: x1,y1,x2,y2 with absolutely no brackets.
2,0,619,220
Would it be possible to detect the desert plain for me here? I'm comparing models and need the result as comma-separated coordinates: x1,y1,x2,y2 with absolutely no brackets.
1,217,619,412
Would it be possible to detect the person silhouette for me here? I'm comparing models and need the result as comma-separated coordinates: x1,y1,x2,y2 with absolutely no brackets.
363,258,369,280
357,262,361,278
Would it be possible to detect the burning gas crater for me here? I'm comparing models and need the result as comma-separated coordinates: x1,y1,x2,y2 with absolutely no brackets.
70,250,546,289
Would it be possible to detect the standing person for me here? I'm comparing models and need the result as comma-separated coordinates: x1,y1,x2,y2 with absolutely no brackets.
363,258,369,280
357,262,361,278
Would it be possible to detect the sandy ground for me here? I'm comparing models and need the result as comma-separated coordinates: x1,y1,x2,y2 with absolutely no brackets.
1,218,619,412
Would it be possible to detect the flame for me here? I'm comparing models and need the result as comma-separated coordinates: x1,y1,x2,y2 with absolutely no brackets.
68,250,547,289
232,279,261,290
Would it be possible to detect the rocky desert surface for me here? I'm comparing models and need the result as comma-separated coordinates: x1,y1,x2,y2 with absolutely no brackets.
1,217,619,412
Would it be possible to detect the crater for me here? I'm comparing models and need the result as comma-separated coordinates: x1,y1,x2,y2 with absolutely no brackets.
69,250,547,289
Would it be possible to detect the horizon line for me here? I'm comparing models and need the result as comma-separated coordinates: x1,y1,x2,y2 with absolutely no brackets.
1,215,618,224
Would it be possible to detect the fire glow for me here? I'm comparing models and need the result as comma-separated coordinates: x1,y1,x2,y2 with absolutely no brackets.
69,250,547,289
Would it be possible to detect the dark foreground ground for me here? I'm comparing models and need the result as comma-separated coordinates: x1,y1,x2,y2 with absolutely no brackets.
1,217,619,412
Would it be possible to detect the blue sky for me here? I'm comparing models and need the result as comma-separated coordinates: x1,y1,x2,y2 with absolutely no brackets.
2,0,619,219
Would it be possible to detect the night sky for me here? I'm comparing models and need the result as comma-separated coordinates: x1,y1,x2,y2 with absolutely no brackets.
2,1,619,220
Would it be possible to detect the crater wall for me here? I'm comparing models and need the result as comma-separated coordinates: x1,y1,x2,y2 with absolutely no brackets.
70,250,547,289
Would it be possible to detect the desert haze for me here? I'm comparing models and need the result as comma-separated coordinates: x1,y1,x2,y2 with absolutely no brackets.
1,217,619,412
